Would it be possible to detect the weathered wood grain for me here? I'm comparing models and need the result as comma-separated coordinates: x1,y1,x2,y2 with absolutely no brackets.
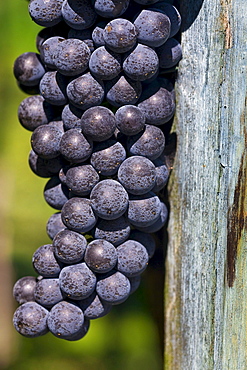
164,0,247,368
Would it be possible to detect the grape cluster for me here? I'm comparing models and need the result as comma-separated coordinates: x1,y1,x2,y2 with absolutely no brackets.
12,0,181,341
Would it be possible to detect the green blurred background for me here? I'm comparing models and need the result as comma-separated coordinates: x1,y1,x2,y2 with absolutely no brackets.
0,2,164,369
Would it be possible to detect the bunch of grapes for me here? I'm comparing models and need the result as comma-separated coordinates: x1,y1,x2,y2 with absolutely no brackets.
12,0,181,341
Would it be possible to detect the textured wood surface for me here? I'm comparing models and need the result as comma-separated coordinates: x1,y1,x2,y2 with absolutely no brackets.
164,0,247,368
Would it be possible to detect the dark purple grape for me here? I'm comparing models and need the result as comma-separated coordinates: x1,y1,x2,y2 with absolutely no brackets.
129,229,156,258
134,9,170,47
18,95,54,131
123,44,159,82
32,244,62,278
61,104,83,130
90,179,129,220
65,164,100,196
46,212,66,240
39,71,68,106
127,192,161,228
13,302,49,338
106,75,142,107
34,278,63,308
31,124,63,159
61,197,97,232
53,229,87,264
115,105,145,136
156,38,182,69
68,29,95,53
53,39,91,76
90,139,126,176
66,319,90,341
66,72,104,110
84,239,117,273
81,106,116,142
118,156,156,195
29,150,65,178
149,2,181,37
44,176,69,210
152,157,169,192
62,0,97,30
59,129,93,163
96,271,130,305
59,263,96,299
94,0,130,18
92,21,107,47
136,201,168,232
79,292,112,319
48,120,65,133
116,240,149,277
39,36,66,69
28,0,64,27
129,275,141,294
36,23,70,52
47,301,85,339
94,216,131,246
89,46,121,81
127,124,165,160
13,52,45,87
13,276,37,304
138,78,175,125
103,18,137,53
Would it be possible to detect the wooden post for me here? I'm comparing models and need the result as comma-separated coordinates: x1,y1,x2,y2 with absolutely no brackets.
164,0,247,368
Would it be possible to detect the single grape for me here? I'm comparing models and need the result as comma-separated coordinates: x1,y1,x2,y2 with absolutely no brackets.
61,104,83,131
59,262,97,300
31,124,63,159
94,216,131,246
32,244,62,278
44,176,69,210
62,0,97,30
103,18,137,53
127,192,162,227
94,0,130,18
90,139,126,176
53,38,91,76
53,229,87,264
47,301,85,339
79,291,112,319
13,302,49,338
106,75,142,107
156,38,182,69
66,319,90,341
136,201,168,232
115,105,145,136
89,46,121,81
59,129,93,163
118,156,156,195
84,239,117,273
65,164,100,196
96,271,130,305
28,0,64,27
123,44,159,81
18,95,54,131
39,36,66,69
81,106,116,142
46,212,66,240
116,240,149,277
152,157,169,192
129,275,141,294
13,276,37,304
127,124,165,160
13,52,45,87
134,9,170,47
129,229,156,258
34,278,63,308
29,150,65,178
66,72,104,110
39,71,68,106
61,197,97,232
90,179,129,220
